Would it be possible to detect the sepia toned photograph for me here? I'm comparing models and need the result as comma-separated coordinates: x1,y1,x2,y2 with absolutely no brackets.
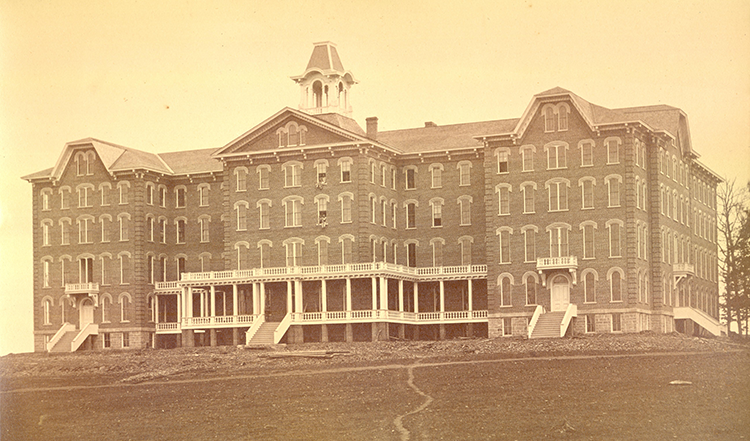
1,1,748,439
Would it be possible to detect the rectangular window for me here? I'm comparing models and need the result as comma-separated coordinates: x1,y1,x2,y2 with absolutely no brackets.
585,315,595,333
199,186,209,207
524,229,535,262
550,227,569,258
285,164,301,187
582,180,594,209
497,151,509,173
342,239,352,265
285,200,301,227
548,182,568,211
119,185,129,205
407,243,417,268
583,224,595,259
319,199,328,225
406,168,416,190
101,186,110,206
237,205,247,231
432,204,442,227
259,167,269,190
459,163,471,185
607,141,619,164
318,240,328,266
460,199,471,225
236,168,247,192
42,192,50,211
341,196,352,223
61,222,70,245
584,273,596,303
499,230,510,263
122,332,130,348
200,219,209,242
431,167,442,188
608,179,620,207
432,241,443,267
500,278,511,307
103,333,111,348
522,148,533,171
498,187,510,215
119,217,128,242
159,219,166,243
406,203,416,229
581,142,593,167
78,187,91,208
523,185,534,214
609,223,621,257
503,317,513,336
176,188,186,208
547,145,566,169
612,313,622,332
341,161,351,183
254,204,266,229
176,220,186,244
61,189,69,209
460,240,471,266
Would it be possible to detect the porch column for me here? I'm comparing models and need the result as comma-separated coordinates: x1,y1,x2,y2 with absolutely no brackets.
252,283,259,315
398,280,404,312
371,277,377,311
199,290,205,317
154,294,159,324
232,284,238,316
260,282,266,314
187,287,193,318
321,279,327,313
414,282,419,314
176,292,182,323
468,279,473,312
210,285,216,317
295,279,303,314
380,277,388,311
439,280,445,313
345,278,352,311
286,280,293,315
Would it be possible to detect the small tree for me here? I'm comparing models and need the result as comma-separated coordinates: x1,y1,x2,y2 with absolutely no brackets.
718,179,750,336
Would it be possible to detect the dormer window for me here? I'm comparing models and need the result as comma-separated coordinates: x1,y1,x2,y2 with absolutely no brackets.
276,122,307,147
544,106,555,132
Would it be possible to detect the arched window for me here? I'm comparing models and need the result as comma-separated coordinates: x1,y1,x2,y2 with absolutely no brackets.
524,273,537,305
498,275,512,306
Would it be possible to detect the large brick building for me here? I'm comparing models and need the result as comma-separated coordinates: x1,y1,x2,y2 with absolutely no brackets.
24,42,722,352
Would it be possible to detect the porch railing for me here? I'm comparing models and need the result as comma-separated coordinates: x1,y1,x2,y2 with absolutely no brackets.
178,263,488,283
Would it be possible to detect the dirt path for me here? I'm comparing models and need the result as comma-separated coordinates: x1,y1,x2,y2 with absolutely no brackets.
393,359,433,441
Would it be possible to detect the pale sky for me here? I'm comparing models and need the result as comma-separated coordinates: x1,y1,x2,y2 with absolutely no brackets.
1,0,748,355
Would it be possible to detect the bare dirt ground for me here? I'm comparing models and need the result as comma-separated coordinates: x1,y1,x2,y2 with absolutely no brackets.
1,333,748,440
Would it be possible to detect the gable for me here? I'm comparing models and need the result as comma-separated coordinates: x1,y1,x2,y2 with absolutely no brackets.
214,108,369,158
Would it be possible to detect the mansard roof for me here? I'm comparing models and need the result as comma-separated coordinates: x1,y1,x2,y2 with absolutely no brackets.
290,41,357,84
478,87,692,147
22,137,222,183
377,119,518,153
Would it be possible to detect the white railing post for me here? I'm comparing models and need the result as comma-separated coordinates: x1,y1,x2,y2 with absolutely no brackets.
528,305,545,338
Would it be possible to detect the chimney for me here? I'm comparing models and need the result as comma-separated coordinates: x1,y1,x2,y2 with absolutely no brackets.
366,117,378,140
424,121,437,127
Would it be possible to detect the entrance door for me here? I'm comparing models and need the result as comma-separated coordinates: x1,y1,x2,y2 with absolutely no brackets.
80,299,95,327
550,275,570,312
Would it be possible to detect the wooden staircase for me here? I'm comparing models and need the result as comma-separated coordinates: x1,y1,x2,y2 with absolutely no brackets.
246,321,280,345
49,331,78,352
529,312,566,339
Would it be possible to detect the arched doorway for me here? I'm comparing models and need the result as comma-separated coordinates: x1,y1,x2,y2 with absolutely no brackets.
80,298,95,327
550,275,570,312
